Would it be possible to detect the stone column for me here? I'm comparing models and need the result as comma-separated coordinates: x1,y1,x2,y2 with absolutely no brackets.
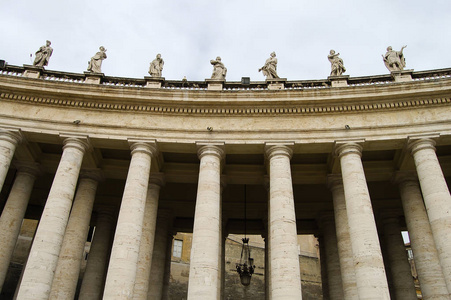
49,169,103,300
320,213,344,300
187,143,224,300
148,210,172,300
407,136,451,293
327,175,358,300
133,173,165,300
16,137,89,300
263,235,269,300
103,141,158,299
381,212,417,300
263,177,272,300
265,143,302,299
161,231,174,300
0,129,22,193
318,236,330,300
0,162,39,292
220,219,227,300
334,140,390,299
78,207,116,300
394,172,449,299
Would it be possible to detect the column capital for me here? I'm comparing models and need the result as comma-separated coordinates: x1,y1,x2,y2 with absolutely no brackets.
61,136,90,153
406,135,439,155
196,142,225,160
220,175,228,189
13,161,41,179
392,171,418,186
129,139,158,157
318,211,335,225
0,128,22,145
326,174,343,191
149,172,165,187
93,205,117,220
334,139,365,158
379,209,403,225
157,209,173,221
264,142,294,160
80,168,104,182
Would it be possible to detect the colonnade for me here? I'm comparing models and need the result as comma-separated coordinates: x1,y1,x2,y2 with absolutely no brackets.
0,128,450,299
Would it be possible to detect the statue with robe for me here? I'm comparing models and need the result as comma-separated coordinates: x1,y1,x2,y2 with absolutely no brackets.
210,56,227,80
149,54,164,77
383,45,407,71
87,46,107,73
33,40,53,67
259,52,279,79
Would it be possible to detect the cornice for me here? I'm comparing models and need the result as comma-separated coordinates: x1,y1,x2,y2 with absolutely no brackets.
1,90,450,116
1,67,451,116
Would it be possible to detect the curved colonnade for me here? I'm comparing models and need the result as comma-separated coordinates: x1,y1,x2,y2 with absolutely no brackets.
0,65,451,299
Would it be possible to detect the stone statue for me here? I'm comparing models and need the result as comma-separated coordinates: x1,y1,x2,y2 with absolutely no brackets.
259,52,279,79
33,40,53,67
328,50,346,76
383,45,407,71
149,54,164,77
87,46,107,73
210,56,227,80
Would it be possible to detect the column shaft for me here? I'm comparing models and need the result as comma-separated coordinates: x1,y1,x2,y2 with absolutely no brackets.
265,144,302,299
16,137,89,300
408,137,451,293
0,129,22,193
381,215,417,300
187,144,224,299
78,208,116,300
321,215,344,300
133,175,163,300
103,142,156,299
396,172,449,299
147,211,171,300
0,163,38,291
161,232,174,300
335,142,390,299
328,176,358,299
49,171,102,300
319,236,330,300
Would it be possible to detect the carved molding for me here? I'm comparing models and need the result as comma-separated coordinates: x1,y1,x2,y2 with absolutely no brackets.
1,91,450,116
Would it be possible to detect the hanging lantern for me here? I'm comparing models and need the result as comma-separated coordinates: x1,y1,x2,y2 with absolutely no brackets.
236,185,255,286
236,237,255,286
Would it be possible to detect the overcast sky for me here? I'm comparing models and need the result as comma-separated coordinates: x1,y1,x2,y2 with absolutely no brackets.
2,0,450,81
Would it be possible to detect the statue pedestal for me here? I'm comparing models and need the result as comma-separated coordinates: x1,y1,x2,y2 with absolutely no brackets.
391,70,413,82
206,79,224,91
145,77,165,89
23,65,44,79
328,75,349,88
84,72,104,84
267,78,286,90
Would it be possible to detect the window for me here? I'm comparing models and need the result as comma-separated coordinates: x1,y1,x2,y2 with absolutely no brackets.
173,239,183,258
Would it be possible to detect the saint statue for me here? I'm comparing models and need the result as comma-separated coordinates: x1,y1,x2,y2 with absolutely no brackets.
383,45,407,72
87,46,107,73
33,40,53,67
328,50,346,76
210,56,227,80
259,52,279,79
149,54,164,77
